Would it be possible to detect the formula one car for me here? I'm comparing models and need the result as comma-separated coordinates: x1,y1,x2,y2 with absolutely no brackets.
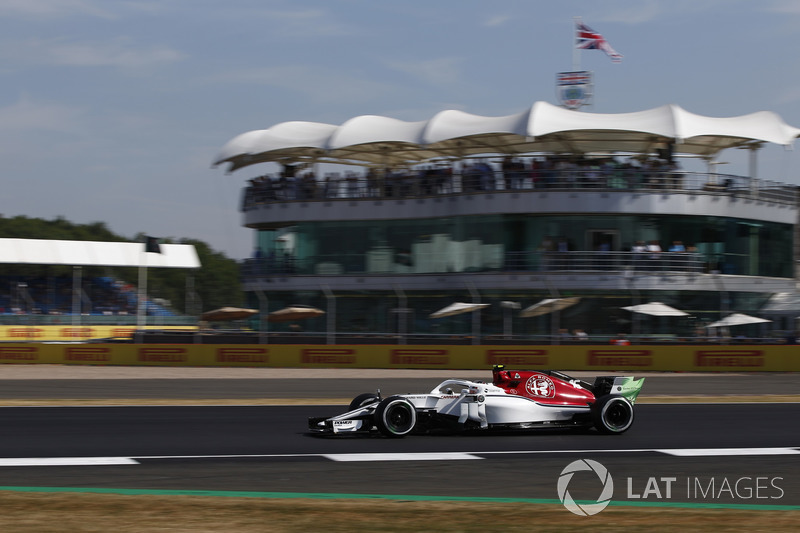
308,365,644,437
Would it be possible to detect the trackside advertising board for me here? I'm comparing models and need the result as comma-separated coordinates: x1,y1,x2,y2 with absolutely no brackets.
0,325,195,342
0,344,798,372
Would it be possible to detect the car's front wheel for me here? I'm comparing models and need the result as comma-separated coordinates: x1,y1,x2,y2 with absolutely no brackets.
374,396,417,438
348,392,380,412
592,395,634,434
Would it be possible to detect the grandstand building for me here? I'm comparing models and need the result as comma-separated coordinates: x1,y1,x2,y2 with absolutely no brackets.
215,103,800,341
0,239,200,327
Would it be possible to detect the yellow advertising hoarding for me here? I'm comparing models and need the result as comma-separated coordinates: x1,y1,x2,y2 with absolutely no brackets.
0,343,798,372
0,325,194,342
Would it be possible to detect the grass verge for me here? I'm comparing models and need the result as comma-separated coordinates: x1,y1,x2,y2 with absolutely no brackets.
0,491,798,533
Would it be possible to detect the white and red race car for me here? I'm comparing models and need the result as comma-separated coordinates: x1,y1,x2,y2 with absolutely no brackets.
309,365,644,437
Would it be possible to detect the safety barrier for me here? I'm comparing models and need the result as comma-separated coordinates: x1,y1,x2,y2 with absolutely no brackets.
0,343,798,372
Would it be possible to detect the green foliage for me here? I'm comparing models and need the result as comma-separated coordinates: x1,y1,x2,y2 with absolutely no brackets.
0,215,243,315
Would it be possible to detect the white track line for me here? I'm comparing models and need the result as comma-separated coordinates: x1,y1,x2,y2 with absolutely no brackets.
0,457,139,467
322,452,482,462
657,447,800,457
2,447,798,466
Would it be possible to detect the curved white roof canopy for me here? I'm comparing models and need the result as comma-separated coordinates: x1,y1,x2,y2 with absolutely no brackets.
0,239,201,268
213,101,800,173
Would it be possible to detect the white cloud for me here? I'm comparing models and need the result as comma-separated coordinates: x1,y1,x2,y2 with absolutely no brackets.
595,0,747,25
213,65,400,105
0,95,85,134
48,41,184,68
0,37,184,70
237,7,352,38
776,86,800,105
485,14,511,27
387,57,463,86
594,1,663,24
0,0,112,18
767,0,800,15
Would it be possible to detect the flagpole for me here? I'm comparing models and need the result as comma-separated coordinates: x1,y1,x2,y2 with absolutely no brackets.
572,16,581,71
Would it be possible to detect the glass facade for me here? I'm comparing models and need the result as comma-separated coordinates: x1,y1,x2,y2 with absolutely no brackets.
245,211,792,339
254,213,793,278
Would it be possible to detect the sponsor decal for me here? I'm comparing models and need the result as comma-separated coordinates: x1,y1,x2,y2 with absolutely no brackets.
301,348,356,365
137,347,188,363
695,350,764,367
525,374,556,398
486,349,548,366
332,419,362,433
587,349,652,367
390,349,448,366
60,327,95,338
216,347,269,363
65,347,111,362
8,327,44,338
111,328,136,338
0,346,38,361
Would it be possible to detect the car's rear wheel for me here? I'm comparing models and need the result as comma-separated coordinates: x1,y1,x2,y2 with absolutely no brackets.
592,395,634,434
374,396,417,438
348,393,380,412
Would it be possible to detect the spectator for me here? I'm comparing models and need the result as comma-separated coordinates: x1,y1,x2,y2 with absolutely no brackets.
647,240,662,270
669,240,687,270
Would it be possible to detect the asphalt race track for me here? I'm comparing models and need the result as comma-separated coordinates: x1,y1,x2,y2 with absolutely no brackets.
1,402,799,506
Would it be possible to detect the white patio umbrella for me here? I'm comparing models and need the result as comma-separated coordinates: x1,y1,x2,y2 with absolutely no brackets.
266,305,325,323
622,302,689,317
200,307,258,322
429,302,489,319
707,313,772,328
520,297,581,318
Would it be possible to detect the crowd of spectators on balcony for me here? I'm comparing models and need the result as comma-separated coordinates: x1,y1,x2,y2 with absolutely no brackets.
532,236,702,273
242,154,702,207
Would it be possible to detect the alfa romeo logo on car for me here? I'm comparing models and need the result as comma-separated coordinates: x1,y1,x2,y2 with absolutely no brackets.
525,374,555,398
557,459,614,516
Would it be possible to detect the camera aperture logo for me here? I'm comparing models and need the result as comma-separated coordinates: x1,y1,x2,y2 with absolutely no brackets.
557,459,614,516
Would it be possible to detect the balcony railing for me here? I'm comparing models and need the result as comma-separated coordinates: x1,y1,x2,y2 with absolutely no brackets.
241,169,798,211
240,250,715,279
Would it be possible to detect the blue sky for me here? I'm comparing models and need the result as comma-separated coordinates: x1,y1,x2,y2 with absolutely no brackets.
1,0,798,259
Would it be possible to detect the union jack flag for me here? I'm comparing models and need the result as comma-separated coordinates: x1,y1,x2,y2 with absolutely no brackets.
575,20,622,63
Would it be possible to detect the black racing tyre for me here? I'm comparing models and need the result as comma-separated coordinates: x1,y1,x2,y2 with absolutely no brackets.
592,395,634,434
348,393,380,412
374,396,417,438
